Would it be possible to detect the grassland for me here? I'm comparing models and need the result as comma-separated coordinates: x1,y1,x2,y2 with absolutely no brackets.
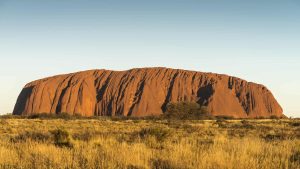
0,117,299,169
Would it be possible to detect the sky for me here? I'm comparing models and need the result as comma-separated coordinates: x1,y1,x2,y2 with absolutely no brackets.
0,0,299,117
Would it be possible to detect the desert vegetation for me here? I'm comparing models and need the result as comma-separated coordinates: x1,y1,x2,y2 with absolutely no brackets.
0,115,299,169
164,102,211,120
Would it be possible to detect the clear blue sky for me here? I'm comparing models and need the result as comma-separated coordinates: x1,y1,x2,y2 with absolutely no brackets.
0,0,299,117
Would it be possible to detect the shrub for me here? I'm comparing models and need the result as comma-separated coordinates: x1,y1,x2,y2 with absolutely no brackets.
11,131,51,143
138,127,171,142
263,133,290,141
240,120,255,129
290,122,300,127
72,130,93,142
290,150,300,164
215,115,235,120
111,116,131,121
27,113,55,119
111,115,162,121
126,164,145,169
28,113,83,120
0,113,23,119
270,115,279,119
255,116,266,119
164,102,209,120
181,124,198,133
150,158,180,169
51,129,73,148
215,119,228,128
199,139,214,145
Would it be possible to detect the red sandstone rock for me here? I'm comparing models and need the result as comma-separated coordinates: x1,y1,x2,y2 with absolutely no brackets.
13,68,283,118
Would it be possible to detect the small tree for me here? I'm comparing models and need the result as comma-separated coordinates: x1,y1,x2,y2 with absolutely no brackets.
164,102,209,120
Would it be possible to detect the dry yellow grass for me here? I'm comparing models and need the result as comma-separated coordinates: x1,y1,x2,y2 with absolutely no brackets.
0,118,299,169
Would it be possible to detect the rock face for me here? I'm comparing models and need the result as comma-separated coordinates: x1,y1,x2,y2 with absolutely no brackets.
13,68,283,118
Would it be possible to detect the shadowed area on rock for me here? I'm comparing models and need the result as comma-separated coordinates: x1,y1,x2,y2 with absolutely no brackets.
13,68,283,118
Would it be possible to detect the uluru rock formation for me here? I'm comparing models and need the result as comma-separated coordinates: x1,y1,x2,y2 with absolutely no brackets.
13,68,283,118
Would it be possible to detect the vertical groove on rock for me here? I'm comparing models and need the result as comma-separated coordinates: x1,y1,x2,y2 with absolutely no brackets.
56,79,72,114
161,71,179,112
128,79,146,116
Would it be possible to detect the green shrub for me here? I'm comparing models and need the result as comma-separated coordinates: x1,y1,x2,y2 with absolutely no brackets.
51,129,73,148
164,102,209,120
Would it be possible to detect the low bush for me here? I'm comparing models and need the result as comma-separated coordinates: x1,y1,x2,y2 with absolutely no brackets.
255,116,267,119
181,124,199,133
150,158,181,169
51,129,73,148
111,116,131,121
290,122,300,127
240,120,255,129
196,138,214,146
270,115,280,119
263,133,290,141
137,127,171,142
290,149,300,164
126,164,145,169
215,119,229,128
11,131,51,143
27,112,83,120
215,115,235,120
72,130,94,142
0,113,23,119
